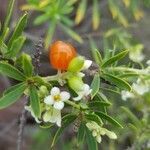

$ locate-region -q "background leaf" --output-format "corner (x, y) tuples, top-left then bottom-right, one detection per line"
(91, 74), (100, 99)
(95, 111), (123, 128)
(102, 50), (128, 68)
(0, 82), (26, 109)
(102, 73), (131, 91)
(8, 13), (28, 48)
(86, 127), (98, 150)
(0, 62), (26, 81)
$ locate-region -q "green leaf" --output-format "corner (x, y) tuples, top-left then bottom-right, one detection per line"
(92, 0), (100, 30)
(22, 53), (33, 77)
(95, 111), (123, 128)
(77, 123), (85, 144)
(51, 114), (77, 148)
(120, 106), (141, 127)
(2, 0), (15, 37)
(94, 92), (109, 102)
(29, 85), (41, 118)
(85, 113), (102, 125)
(5, 36), (26, 58)
(101, 50), (129, 68)
(0, 40), (8, 54)
(34, 14), (49, 25)
(0, 82), (26, 109)
(91, 74), (100, 99)
(88, 101), (111, 109)
(0, 62), (26, 81)
(0, 27), (10, 42)
(45, 20), (56, 49)
(8, 13), (28, 48)
(4, 82), (25, 95)
(102, 73), (131, 91)
(60, 23), (83, 44)
(75, 0), (87, 24)
(86, 127), (98, 150)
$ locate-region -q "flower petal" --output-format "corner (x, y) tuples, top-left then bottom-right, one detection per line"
(50, 87), (60, 96)
(60, 91), (70, 101)
(82, 60), (92, 70)
(96, 135), (102, 143)
(25, 106), (41, 123)
(44, 95), (54, 105)
(105, 129), (117, 139)
(43, 111), (53, 122)
(73, 95), (82, 101)
(54, 101), (64, 110)
(53, 109), (61, 127)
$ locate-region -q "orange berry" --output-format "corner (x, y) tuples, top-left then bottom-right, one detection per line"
(49, 41), (77, 70)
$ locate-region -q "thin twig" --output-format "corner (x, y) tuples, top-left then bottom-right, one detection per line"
(17, 99), (28, 150)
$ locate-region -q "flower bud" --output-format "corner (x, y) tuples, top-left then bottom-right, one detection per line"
(68, 76), (84, 92)
(67, 56), (85, 72)
(38, 86), (48, 98)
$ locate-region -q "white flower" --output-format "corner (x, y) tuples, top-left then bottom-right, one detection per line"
(121, 90), (135, 101)
(25, 106), (41, 123)
(43, 107), (61, 127)
(73, 84), (92, 101)
(86, 121), (117, 143)
(132, 82), (149, 95)
(146, 60), (150, 66)
(44, 87), (70, 110)
(129, 44), (145, 62)
(82, 60), (92, 70)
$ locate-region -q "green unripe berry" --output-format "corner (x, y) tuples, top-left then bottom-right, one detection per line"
(67, 56), (85, 72)
(68, 76), (84, 92)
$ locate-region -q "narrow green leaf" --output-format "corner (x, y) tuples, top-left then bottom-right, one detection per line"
(45, 20), (56, 49)
(5, 36), (26, 58)
(0, 40), (8, 54)
(60, 23), (83, 43)
(86, 127), (98, 150)
(95, 111), (123, 128)
(22, 53), (33, 77)
(34, 14), (49, 25)
(8, 13), (28, 48)
(2, 0), (15, 36)
(0, 62), (26, 81)
(102, 73), (131, 91)
(91, 74), (100, 99)
(92, 0), (100, 30)
(29, 85), (41, 118)
(77, 123), (85, 144)
(85, 113), (102, 125)
(51, 114), (77, 148)
(4, 82), (25, 95)
(118, 73), (139, 78)
(95, 92), (109, 102)
(61, 16), (74, 27)
(88, 101), (111, 109)
(120, 106), (141, 127)
(1, 27), (9, 42)
(102, 50), (129, 68)
(75, 0), (87, 24)
(0, 82), (26, 109)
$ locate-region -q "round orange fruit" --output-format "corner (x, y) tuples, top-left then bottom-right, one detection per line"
(49, 41), (77, 70)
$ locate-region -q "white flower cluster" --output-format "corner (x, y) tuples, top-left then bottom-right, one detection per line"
(25, 59), (93, 127)
(86, 121), (117, 143)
